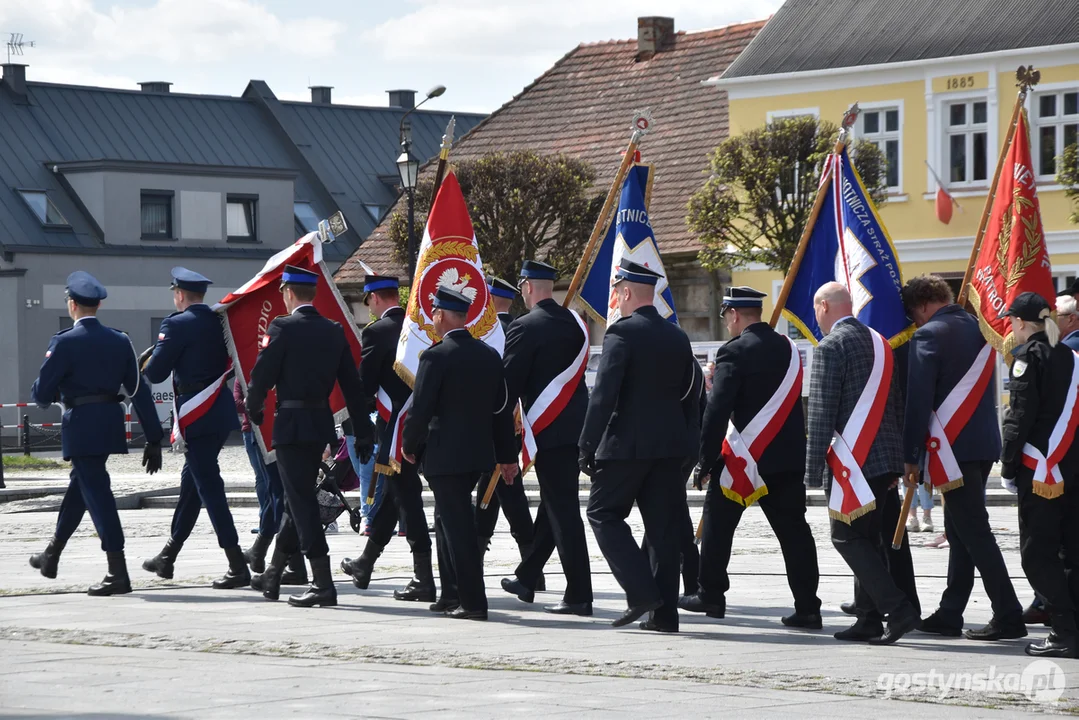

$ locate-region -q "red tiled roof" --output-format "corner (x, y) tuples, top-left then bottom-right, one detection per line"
(336, 19), (766, 288)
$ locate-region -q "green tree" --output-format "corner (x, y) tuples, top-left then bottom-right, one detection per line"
(1058, 141), (1079, 224)
(687, 116), (888, 273)
(388, 151), (602, 281)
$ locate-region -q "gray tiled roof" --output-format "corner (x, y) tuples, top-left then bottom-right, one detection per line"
(719, 0), (1079, 80)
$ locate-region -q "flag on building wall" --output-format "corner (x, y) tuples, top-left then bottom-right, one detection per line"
(781, 147), (913, 347)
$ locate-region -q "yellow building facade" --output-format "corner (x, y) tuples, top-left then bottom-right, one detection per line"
(709, 44), (1079, 326)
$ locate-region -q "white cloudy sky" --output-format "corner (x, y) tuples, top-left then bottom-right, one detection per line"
(0, 0), (780, 112)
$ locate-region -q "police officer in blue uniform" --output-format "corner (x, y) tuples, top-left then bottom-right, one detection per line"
(140, 268), (248, 589)
(28, 272), (164, 595)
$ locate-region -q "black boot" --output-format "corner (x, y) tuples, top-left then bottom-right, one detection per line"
(251, 547), (288, 601)
(288, 556), (337, 608)
(280, 553), (309, 585)
(142, 539), (181, 580)
(394, 551), (436, 602)
(343, 542), (382, 590)
(29, 537), (66, 579)
(244, 533), (272, 574)
(88, 551), (132, 596)
(213, 546), (252, 589)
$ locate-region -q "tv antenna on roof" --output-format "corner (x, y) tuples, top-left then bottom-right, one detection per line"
(7, 33), (35, 64)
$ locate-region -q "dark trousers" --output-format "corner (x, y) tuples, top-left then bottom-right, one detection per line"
(244, 430), (284, 535)
(1018, 466), (1079, 631)
(165, 430), (239, 549)
(475, 469), (535, 546)
(880, 480), (921, 616)
(831, 474), (912, 618)
(515, 445), (593, 604)
(274, 442), (330, 559)
(698, 472), (821, 614)
(935, 460), (1022, 626)
(367, 460), (431, 554)
(587, 457), (682, 627)
(430, 472), (487, 611)
(54, 455), (124, 552)
(678, 490), (700, 596)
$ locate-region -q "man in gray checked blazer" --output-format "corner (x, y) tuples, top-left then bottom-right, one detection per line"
(804, 282), (921, 645)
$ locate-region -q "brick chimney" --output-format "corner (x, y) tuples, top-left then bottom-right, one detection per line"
(310, 86), (332, 105)
(637, 17), (675, 61)
(2, 63), (27, 99)
(387, 89), (416, 110)
(138, 81), (172, 93)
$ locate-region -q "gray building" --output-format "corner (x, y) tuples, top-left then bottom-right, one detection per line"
(0, 64), (483, 423)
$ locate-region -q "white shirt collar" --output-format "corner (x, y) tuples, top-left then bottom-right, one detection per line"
(74, 316), (94, 327)
(444, 327), (469, 338)
(381, 306), (400, 319)
(831, 315), (856, 330)
(292, 304), (314, 315)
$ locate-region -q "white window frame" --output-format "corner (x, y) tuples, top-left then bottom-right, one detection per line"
(854, 100), (904, 194)
(765, 107), (820, 125)
(925, 68), (999, 196)
(1053, 266), (1079, 295)
(1030, 82), (1079, 181)
(942, 94), (991, 188)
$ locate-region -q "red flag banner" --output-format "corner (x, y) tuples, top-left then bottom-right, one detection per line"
(967, 111), (1054, 360)
(215, 233), (362, 461)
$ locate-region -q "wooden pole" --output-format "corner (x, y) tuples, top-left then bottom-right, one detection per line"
(479, 467), (500, 509)
(430, 116), (456, 205)
(891, 472), (918, 550)
(955, 90), (1027, 307)
(694, 513), (704, 545)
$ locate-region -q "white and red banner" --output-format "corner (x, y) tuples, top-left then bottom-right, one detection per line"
(719, 336), (802, 507)
(922, 342), (996, 493)
(1022, 349), (1079, 499)
(215, 232), (363, 461)
(171, 365), (231, 445)
(827, 328), (893, 524)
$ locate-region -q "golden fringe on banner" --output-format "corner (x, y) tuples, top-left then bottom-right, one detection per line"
(374, 463), (396, 477)
(721, 484), (769, 508)
(935, 478), (965, 494)
(1034, 480), (1065, 499)
(968, 288), (1018, 362)
(829, 499), (877, 525)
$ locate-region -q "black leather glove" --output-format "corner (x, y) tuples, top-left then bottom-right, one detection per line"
(578, 449), (596, 477)
(138, 345), (155, 371)
(142, 442), (162, 475)
(250, 410), (264, 427)
(693, 464), (709, 491)
(356, 439), (374, 466)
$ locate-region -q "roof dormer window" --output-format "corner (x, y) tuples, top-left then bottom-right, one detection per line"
(17, 189), (68, 227)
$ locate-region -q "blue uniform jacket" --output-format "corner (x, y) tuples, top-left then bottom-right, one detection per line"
(1063, 330), (1079, 353)
(31, 317), (164, 459)
(143, 304), (239, 439)
(903, 304), (1002, 465)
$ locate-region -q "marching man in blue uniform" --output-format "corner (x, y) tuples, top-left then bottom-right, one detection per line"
(140, 267), (248, 589)
(28, 271), (164, 595)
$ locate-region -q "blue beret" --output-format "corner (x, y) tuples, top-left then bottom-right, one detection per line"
(520, 260), (557, 281)
(281, 264), (319, 286)
(487, 276), (518, 300)
(66, 271), (107, 306)
(613, 259), (663, 287)
(170, 266), (212, 294)
(721, 286), (767, 310)
(432, 286), (472, 313)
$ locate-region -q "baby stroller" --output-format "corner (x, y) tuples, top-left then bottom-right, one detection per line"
(316, 436), (364, 533)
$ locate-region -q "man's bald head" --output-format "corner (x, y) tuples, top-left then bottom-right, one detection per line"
(814, 282), (854, 335)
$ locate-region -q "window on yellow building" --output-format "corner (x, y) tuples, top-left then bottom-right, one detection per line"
(1034, 90), (1079, 178)
(859, 108), (901, 190)
(945, 99), (988, 186)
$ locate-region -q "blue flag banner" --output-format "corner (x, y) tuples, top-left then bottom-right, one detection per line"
(782, 147), (913, 346)
(578, 164), (678, 326)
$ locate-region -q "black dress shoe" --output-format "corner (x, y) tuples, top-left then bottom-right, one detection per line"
(500, 577), (535, 604)
(612, 599), (663, 628)
(781, 612), (823, 630)
(677, 593), (724, 619)
(1026, 633), (1079, 658)
(430, 597), (459, 613)
(445, 607), (487, 620)
(918, 610), (963, 637)
(1022, 603), (1051, 627)
(840, 601), (857, 616)
(639, 619), (678, 633)
(964, 618), (1028, 641)
(834, 618), (883, 641)
(544, 601), (592, 616)
(869, 605), (920, 645)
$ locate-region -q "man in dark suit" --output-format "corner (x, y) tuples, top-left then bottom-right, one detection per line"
(246, 265), (373, 607)
(681, 286), (821, 628)
(340, 274), (434, 602)
(402, 287), (518, 621)
(805, 282), (920, 644)
(902, 275), (1024, 640)
(28, 272), (163, 594)
(499, 261), (593, 615)
(582, 260), (698, 632)
(141, 268), (247, 589)
(474, 276), (537, 571)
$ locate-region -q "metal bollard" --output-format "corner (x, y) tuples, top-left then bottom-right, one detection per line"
(22, 414), (30, 457)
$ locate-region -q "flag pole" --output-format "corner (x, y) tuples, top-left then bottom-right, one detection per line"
(768, 104), (860, 327)
(956, 69), (1037, 307)
(430, 116), (456, 205)
(563, 111), (654, 309)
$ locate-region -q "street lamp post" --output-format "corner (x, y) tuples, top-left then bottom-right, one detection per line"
(396, 84), (446, 282)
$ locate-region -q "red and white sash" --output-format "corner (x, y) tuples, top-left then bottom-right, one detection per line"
(519, 310), (590, 470)
(827, 328), (893, 524)
(718, 336), (802, 507)
(922, 342), (996, 493)
(375, 387), (392, 423)
(1022, 349), (1079, 499)
(386, 393), (413, 473)
(171, 365), (232, 445)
